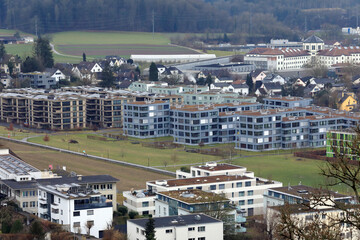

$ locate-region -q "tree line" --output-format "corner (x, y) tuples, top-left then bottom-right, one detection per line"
(0, 0), (360, 41)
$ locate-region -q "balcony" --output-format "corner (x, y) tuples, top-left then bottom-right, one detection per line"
(74, 201), (112, 210)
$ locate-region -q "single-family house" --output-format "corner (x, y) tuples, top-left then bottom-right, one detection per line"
(337, 92), (357, 111)
(250, 69), (267, 83)
(309, 78), (334, 89)
(210, 82), (234, 92)
(255, 82), (282, 96)
(45, 68), (67, 81)
(263, 74), (286, 85)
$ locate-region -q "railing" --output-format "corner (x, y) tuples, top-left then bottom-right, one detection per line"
(74, 202), (112, 210)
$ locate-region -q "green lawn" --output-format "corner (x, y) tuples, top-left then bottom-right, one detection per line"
(49, 31), (171, 45)
(5, 44), (33, 59)
(28, 133), (220, 167)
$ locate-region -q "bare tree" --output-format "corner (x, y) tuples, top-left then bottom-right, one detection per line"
(84, 221), (94, 238)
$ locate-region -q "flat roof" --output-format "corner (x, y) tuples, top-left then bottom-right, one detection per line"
(126, 100), (167, 105)
(0, 153), (39, 176)
(268, 185), (351, 200)
(195, 163), (244, 172)
(148, 175), (251, 187)
(128, 213), (222, 228)
(37, 175), (119, 185)
(158, 189), (229, 204)
(264, 96), (311, 102)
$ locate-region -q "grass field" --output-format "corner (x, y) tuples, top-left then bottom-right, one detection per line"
(0, 140), (169, 194)
(28, 133), (220, 167)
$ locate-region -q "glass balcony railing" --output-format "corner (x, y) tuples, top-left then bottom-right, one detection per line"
(74, 202), (112, 210)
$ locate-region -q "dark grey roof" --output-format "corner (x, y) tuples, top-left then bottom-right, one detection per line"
(303, 35), (324, 44)
(37, 175), (119, 186)
(213, 82), (230, 87)
(250, 69), (265, 78)
(313, 78), (333, 84)
(118, 80), (132, 89)
(232, 84), (249, 89)
(263, 82), (282, 90)
(1, 179), (38, 190)
(128, 214), (221, 228)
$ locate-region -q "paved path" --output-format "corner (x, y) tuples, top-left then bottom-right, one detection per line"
(50, 43), (82, 59)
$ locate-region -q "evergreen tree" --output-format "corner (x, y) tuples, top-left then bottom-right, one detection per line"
(34, 37), (54, 68)
(22, 56), (42, 73)
(246, 74), (253, 93)
(99, 62), (115, 87)
(0, 41), (5, 59)
(7, 61), (14, 75)
(205, 74), (213, 87)
(145, 217), (156, 240)
(30, 221), (44, 239)
(223, 33), (229, 43)
(83, 52), (86, 62)
(149, 62), (158, 82)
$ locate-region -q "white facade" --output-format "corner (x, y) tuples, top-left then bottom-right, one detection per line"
(123, 190), (156, 216)
(38, 185), (113, 238)
(127, 214), (223, 240)
(130, 54), (217, 63)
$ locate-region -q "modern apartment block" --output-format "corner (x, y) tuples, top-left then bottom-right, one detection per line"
(127, 214), (223, 240)
(326, 129), (358, 159)
(263, 185), (352, 211)
(19, 72), (58, 89)
(179, 90), (256, 105)
(123, 100), (170, 138)
(154, 189), (246, 233)
(263, 96), (313, 108)
(235, 107), (360, 151)
(38, 183), (113, 238)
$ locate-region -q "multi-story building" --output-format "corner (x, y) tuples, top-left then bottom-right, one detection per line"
(127, 214), (223, 240)
(123, 189), (157, 216)
(326, 129), (358, 159)
(263, 96), (313, 109)
(266, 203), (359, 240)
(264, 185), (352, 211)
(19, 72), (58, 89)
(38, 183), (113, 238)
(154, 189), (246, 233)
(235, 107), (360, 151)
(179, 90), (256, 105)
(123, 100), (170, 138)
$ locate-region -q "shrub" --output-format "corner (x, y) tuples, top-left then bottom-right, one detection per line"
(128, 211), (138, 219)
(10, 219), (23, 233)
(117, 206), (128, 216)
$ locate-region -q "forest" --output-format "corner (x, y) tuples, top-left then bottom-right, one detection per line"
(1, 0), (360, 41)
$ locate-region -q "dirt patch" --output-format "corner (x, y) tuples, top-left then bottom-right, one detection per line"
(0, 140), (170, 193)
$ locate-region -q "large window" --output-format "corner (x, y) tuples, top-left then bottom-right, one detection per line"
(198, 226), (205, 232)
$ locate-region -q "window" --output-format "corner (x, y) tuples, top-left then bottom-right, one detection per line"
(166, 229), (173, 233)
(136, 227), (139, 233)
(73, 211), (80, 217)
(73, 222), (80, 227)
(248, 199), (254, 205)
(22, 202), (28, 208)
(219, 184), (225, 190)
(239, 200), (245, 205)
(107, 184), (113, 189)
(247, 190), (254, 196)
(245, 181), (251, 187)
(210, 185), (216, 190)
(189, 238), (195, 240)
(198, 237), (205, 240)
(198, 226), (205, 232)
(236, 182), (242, 188)
(239, 191), (245, 197)
(142, 202), (149, 207)
(87, 210), (94, 215)
(30, 201), (36, 207)
(188, 227), (195, 231)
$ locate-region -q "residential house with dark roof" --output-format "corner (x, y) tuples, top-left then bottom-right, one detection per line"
(255, 82), (282, 96)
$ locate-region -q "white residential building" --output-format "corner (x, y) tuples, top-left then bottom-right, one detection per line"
(123, 189), (156, 216)
(38, 183), (113, 238)
(127, 214), (223, 240)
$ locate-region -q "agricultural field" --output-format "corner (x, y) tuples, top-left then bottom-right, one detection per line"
(0, 140), (169, 194)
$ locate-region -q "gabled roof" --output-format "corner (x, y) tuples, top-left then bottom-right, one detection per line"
(303, 35), (324, 44)
(318, 46), (360, 57)
(118, 80), (132, 89)
(312, 78), (333, 85)
(232, 83), (249, 89)
(212, 82), (230, 88)
(250, 69), (266, 78)
(262, 82), (282, 90)
(338, 94), (356, 105)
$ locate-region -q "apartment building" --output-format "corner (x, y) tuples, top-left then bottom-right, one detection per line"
(127, 214), (223, 240)
(318, 46), (360, 67)
(19, 72), (58, 89)
(123, 189), (156, 216)
(266, 204), (359, 240)
(263, 96), (313, 109)
(326, 129), (358, 159)
(38, 183), (113, 238)
(264, 185), (352, 211)
(154, 189), (246, 233)
(123, 100), (170, 138)
(179, 90), (256, 105)
(235, 107), (360, 151)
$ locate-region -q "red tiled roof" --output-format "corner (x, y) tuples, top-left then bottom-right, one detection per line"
(247, 48), (309, 57)
(318, 46), (360, 57)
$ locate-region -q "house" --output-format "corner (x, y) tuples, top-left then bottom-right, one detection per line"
(0, 54), (22, 74)
(105, 56), (125, 67)
(0, 72), (12, 88)
(158, 66), (184, 82)
(309, 78), (334, 89)
(250, 69), (267, 83)
(262, 74), (286, 85)
(72, 62), (103, 81)
(209, 82), (234, 92)
(19, 72), (57, 89)
(45, 68), (67, 81)
(293, 76), (313, 87)
(231, 83), (249, 95)
(214, 77), (233, 83)
(117, 80), (133, 89)
(255, 82), (282, 96)
(337, 92), (357, 111)
(304, 84), (322, 97)
(127, 214), (223, 240)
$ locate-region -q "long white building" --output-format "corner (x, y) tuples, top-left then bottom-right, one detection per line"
(127, 214), (223, 240)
